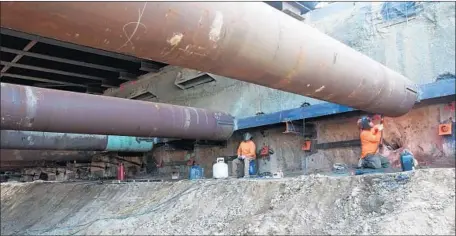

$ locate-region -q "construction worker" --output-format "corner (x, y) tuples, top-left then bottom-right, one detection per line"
(357, 116), (391, 169)
(232, 132), (256, 178)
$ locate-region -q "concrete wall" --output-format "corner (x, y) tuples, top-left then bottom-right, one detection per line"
(149, 125), (307, 178)
(305, 2), (455, 84)
(306, 101), (456, 173)
(147, 100), (455, 178)
(104, 66), (318, 119)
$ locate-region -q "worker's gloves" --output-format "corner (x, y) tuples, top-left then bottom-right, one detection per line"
(375, 124), (384, 131)
(357, 158), (363, 168)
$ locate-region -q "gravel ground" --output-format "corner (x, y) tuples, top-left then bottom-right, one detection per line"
(1, 168), (454, 235)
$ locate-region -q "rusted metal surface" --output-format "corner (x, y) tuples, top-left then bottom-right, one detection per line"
(1, 130), (107, 150)
(1, 83), (234, 140)
(1, 130), (156, 151)
(0, 2), (418, 116)
(0, 149), (96, 162)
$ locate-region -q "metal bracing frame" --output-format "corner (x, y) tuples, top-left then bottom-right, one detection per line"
(118, 72), (137, 81)
(140, 61), (162, 73)
(0, 47), (126, 73)
(0, 61), (116, 88)
(0, 73), (86, 88)
(0, 28), (166, 93)
(0, 40), (36, 77)
(1, 28), (141, 62)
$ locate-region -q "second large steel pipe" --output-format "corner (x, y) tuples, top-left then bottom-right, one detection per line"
(0, 2), (418, 116)
(1, 130), (156, 152)
(0, 83), (234, 140)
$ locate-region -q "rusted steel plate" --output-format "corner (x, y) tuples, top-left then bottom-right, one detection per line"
(0, 2), (418, 116)
(0, 83), (234, 140)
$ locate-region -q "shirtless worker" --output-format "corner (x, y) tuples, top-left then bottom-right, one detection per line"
(232, 132), (256, 178)
(357, 116), (391, 169)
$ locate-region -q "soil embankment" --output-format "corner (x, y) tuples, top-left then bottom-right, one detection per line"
(1, 168), (454, 235)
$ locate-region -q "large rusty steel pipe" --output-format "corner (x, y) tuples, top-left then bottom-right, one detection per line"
(0, 83), (234, 140)
(0, 2), (418, 116)
(1, 130), (156, 152)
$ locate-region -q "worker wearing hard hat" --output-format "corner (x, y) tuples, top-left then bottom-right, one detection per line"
(357, 116), (391, 169)
(232, 132), (256, 178)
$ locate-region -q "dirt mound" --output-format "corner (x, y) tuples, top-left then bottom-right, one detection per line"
(1, 168), (455, 235)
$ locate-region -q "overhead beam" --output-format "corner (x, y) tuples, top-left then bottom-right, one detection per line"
(0, 40), (36, 77)
(0, 73), (86, 87)
(0, 61), (117, 88)
(34, 83), (81, 88)
(0, 46), (127, 73)
(118, 71), (137, 81)
(0, 27), (142, 63)
(0, 2), (418, 116)
(140, 61), (161, 73)
(0, 83), (235, 140)
(85, 86), (104, 94)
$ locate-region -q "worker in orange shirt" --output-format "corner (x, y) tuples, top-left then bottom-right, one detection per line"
(357, 116), (390, 169)
(232, 132), (256, 178)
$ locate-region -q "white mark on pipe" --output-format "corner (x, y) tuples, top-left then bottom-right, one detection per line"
(178, 47), (207, 57)
(203, 110), (209, 124)
(325, 94), (335, 100)
(190, 108), (200, 124)
(27, 136), (35, 145)
(306, 84), (311, 87)
(13, 150), (23, 161)
(183, 108), (191, 130)
(118, 2), (148, 50)
(167, 33), (184, 47)
(24, 86), (37, 127)
(315, 86), (325, 93)
(209, 11), (223, 42)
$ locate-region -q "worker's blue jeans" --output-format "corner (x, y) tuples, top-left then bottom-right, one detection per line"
(232, 157), (252, 177)
(362, 154), (390, 169)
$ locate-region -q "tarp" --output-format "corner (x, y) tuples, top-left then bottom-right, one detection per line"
(381, 2), (422, 21)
